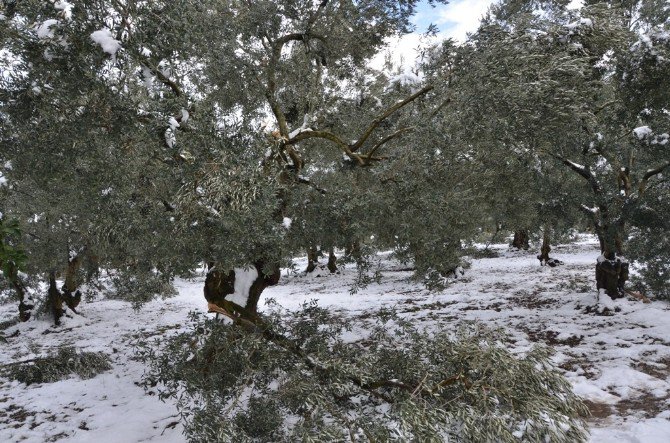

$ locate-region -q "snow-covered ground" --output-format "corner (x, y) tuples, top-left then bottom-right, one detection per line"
(1, 235), (669, 442)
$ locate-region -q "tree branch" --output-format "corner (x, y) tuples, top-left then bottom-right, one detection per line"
(267, 32), (326, 137)
(287, 130), (364, 165)
(364, 126), (414, 160)
(639, 160), (670, 196)
(351, 85), (433, 153)
(142, 63), (182, 97)
(547, 152), (601, 194)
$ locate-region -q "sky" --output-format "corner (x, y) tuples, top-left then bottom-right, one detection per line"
(411, 0), (497, 39)
(372, 0), (497, 71)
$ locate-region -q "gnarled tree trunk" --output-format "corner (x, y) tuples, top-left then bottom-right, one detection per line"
(327, 248), (337, 273)
(306, 246), (318, 273)
(511, 229), (529, 250)
(15, 277), (32, 322)
(62, 255), (82, 313)
(595, 224), (628, 299)
(205, 261), (281, 316)
(3, 260), (32, 322)
(48, 271), (64, 326)
(537, 226), (562, 267)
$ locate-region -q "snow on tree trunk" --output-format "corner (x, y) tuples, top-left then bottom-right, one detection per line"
(62, 255), (82, 313)
(204, 261), (280, 314)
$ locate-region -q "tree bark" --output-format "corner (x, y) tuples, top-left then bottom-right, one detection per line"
(327, 248), (337, 273)
(539, 228), (551, 264)
(345, 241), (361, 260)
(246, 261), (281, 313)
(595, 256), (629, 299)
(14, 278), (32, 322)
(511, 230), (529, 250)
(595, 225), (628, 299)
(3, 260), (32, 322)
(204, 261), (281, 315)
(61, 256), (82, 313)
(47, 271), (64, 326)
(306, 246), (318, 273)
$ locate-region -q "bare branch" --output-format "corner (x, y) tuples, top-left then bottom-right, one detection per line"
(639, 160), (670, 196)
(547, 152), (601, 194)
(141, 63), (182, 97)
(266, 32), (326, 137)
(364, 127), (414, 160)
(287, 130), (364, 165)
(351, 85), (433, 153)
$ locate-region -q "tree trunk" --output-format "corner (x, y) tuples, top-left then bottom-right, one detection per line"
(595, 255), (629, 299)
(345, 241), (361, 260)
(47, 271), (64, 326)
(4, 260), (32, 322)
(538, 227), (562, 267)
(539, 228), (551, 264)
(327, 248), (337, 273)
(306, 246), (318, 273)
(511, 230), (529, 250)
(14, 278), (32, 322)
(62, 256), (82, 313)
(595, 225), (628, 299)
(205, 261), (281, 316)
(84, 249), (100, 282)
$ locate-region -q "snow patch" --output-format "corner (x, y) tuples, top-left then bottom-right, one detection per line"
(141, 66), (154, 88)
(225, 267), (259, 308)
(90, 29), (121, 56)
(598, 290), (616, 310)
(566, 18), (593, 30)
(36, 20), (59, 39)
(54, 1), (73, 20)
(388, 71), (422, 87)
(633, 126), (652, 140)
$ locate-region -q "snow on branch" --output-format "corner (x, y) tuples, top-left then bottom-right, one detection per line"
(90, 29), (121, 56)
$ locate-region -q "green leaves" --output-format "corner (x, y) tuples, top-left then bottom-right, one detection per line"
(139, 307), (589, 442)
(0, 218), (27, 280)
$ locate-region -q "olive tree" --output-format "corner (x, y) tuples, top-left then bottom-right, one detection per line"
(430, 0), (670, 298)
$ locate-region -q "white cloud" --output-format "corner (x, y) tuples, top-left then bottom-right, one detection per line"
(370, 33), (440, 71)
(434, 0), (496, 42)
(371, 0), (495, 72)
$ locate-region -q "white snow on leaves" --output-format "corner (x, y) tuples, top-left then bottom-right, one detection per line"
(36, 19), (60, 39)
(90, 29), (121, 56)
(164, 117), (180, 148)
(633, 126), (653, 140)
(388, 71), (422, 87)
(54, 1), (74, 20)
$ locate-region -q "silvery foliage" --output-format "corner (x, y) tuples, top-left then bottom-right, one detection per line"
(3, 346), (111, 385)
(139, 303), (588, 442)
(2, 0), (475, 305)
(427, 0), (669, 276)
